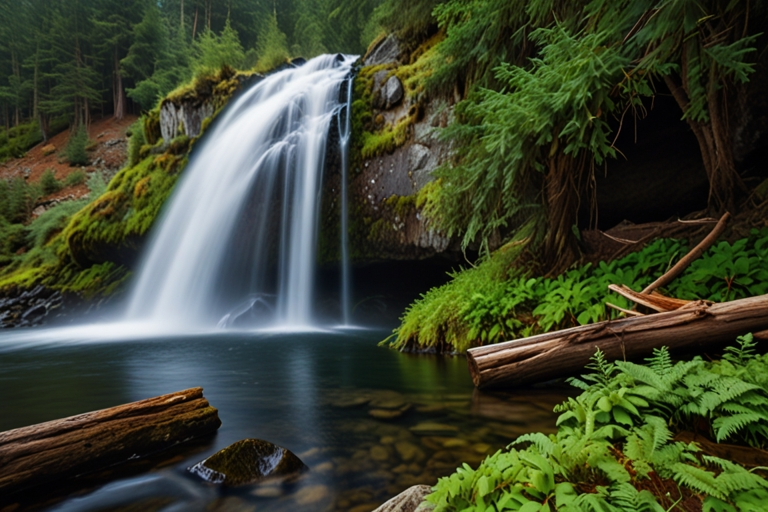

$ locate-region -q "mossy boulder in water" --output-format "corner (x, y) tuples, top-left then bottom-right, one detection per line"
(188, 439), (307, 486)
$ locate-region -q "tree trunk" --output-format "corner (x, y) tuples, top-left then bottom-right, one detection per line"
(192, 6), (199, 39)
(0, 388), (220, 496)
(466, 294), (768, 389)
(541, 151), (584, 274)
(113, 46), (125, 121)
(663, 71), (744, 214)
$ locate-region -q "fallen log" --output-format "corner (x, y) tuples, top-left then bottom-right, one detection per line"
(0, 387), (221, 496)
(467, 294), (768, 389)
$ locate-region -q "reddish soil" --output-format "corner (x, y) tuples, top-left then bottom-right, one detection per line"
(0, 115), (136, 206)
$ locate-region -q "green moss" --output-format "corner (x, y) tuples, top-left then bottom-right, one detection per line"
(360, 116), (413, 159)
(143, 109), (161, 146)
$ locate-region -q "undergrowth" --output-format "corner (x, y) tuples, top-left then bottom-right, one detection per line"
(428, 335), (768, 511)
(387, 229), (768, 353)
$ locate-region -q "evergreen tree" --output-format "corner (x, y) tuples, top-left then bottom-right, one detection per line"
(65, 124), (89, 165)
(193, 18), (245, 73)
(122, 3), (171, 110)
(255, 10), (290, 71)
(91, 0), (145, 119)
(38, 0), (102, 129)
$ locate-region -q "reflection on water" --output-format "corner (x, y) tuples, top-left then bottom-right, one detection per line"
(0, 328), (571, 511)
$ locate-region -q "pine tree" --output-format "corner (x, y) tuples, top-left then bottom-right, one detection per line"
(91, 0), (145, 120)
(122, 3), (171, 110)
(38, 0), (102, 129)
(193, 18), (245, 73)
(255, 10), (290, 71)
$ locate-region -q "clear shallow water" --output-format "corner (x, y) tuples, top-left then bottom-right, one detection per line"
(0, 327), (568, 511)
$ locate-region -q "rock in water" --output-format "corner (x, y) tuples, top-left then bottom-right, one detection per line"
(372, 485), (434, 512)
(188, 439), (307, 486)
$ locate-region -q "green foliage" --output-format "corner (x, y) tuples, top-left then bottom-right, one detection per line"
(424, 0), (765, 264)
(428, 340), (768, 511)
(63, 170), (86, 188)
(0, 176), (40, 224)
(0, 119), (50, 162)
(389, 229), (768, 353)
(254, 11), (290, 72)
(127, 118), (146, 168)
(65, 125), (89, 166)
(39, 169), (61, 195)
(193, 20), (245, 73)
(365, 0), (442, 49)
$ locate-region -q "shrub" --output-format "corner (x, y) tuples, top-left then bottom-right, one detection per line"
(65, 125), (90, 166)
(0, 177), (40, 223)
(63, 170), (87, 188)
(40, 169), (62, 195)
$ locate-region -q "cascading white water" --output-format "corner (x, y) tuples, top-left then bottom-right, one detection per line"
(126, 54), (356, 329)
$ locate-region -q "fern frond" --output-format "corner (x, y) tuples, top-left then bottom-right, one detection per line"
(713, 413), (768, 443)
(608, 482), (665, 511)
(723, 333), (757, 365)
(514, 432), (556, 455)
(646, 346), (673, 374)
(671, 463), (727, 500)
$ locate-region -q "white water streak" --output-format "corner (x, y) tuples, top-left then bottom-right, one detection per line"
(126, 55), (356, 329)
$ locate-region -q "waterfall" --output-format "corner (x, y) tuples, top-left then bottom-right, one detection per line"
(126, 54), (356, 329)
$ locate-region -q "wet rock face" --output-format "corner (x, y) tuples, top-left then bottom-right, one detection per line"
(188, 439), (307, 487)
(352, 95), (456, 261)
(159, 101), (215, 142)
(365, 35), (402, 67)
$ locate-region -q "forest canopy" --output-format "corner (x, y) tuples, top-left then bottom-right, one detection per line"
(0, 0), (391, 138)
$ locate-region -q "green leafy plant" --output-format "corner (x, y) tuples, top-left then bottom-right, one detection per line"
(427, 338), (768, 511)
(388, 230), (768, 354)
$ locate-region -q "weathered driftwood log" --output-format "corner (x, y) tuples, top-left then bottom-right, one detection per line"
(467, 294), (768, 389)
(0, 387), (221, 496)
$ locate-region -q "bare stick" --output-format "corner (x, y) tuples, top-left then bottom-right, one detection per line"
(606, 302), (645, 316)
(641, 212), (730, 294)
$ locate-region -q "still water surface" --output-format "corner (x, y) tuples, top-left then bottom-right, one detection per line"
(0, 327), (567, 511)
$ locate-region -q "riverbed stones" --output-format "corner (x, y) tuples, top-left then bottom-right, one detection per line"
(369, 404), (411, 420)
(294, 484), (332, 506)
(395, 441), (425, 463)
(188, 439), (307, 486)
(409, 422), (459, 437)
(372, 484), (434, 512)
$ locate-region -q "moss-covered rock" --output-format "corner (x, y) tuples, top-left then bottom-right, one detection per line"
(188, 439), (307, 486)
(348, 33), (459, 262)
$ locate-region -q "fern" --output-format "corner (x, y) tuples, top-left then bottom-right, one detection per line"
(724, 333), (757, 365)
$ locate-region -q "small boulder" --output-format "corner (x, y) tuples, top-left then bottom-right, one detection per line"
(383, 76), (404, 109)
(41, 144), (56, 156)
(372, 484), (434, 512)
(188, 439), (307, 486)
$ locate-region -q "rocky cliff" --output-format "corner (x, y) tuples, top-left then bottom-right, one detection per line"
(346, 34), (459, 262)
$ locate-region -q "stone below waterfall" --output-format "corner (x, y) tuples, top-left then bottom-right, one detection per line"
(188, 439), (307, 486)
